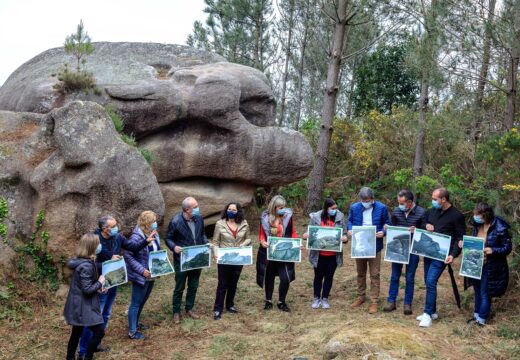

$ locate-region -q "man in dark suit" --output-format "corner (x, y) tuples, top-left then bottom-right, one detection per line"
(165, 197), (208, 324)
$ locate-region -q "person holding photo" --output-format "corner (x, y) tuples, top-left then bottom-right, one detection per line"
(383, 190), (426, 315)
(347, 187), (390, 314)
(418, 188), (465, 328)
(77, 215), (126, 358)
(64, 233), (106, 360)
(211, 202), (251, 320)
(165, 197), (209, 324)
(256, 195), (298, 312)
(124, 210), (161, 340)
(302, 198), (347, 309)
(467, 202), (512, 326)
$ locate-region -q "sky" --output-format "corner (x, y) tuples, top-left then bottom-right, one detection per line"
(0, 0), (207, 86)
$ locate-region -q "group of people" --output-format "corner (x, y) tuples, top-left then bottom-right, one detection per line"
(63, 188), (512, 360)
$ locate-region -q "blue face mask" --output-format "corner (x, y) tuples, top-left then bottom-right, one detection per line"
(109, 226), (119, 237)
(95, 243), (102, 255)
(192, 207), (200, 216)
(328, 209), (337, 217)
(227, 210), (237, 219)
(151, 222), (158, 230)
(277, 208), (286, 216)
(362, 201), (373, 209)
(473, 215), (484, 224)
(431, 200), (441, 209)
(398, 204), (408, 212)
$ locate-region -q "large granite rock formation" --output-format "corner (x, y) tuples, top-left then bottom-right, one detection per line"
(0, 42), (313, 249)
(0, 101), (164, 277)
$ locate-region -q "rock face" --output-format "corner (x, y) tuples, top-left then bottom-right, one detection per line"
(0, 42), (314, 232)
(0, 101), (164, 276)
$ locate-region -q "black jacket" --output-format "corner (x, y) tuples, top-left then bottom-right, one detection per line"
(390, 205), (426, 229)
(165, 212), (208, 263)
(471, 216), (512, 297)
(425, 206), (466, 258)
(63, 258), (103, 327)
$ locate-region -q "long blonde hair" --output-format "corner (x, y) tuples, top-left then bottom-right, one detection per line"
(267, 195), (287, 225)
(138, 210), (156, 235)
(75, 233), (99, 260)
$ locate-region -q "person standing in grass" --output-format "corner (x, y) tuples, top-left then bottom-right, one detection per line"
(383, 190), (426, 315)
(256, 195), (298, 312)
(347, 187), (390, 314)
(302, 198), (348, 309)
(64, 233), (106, 360)
(467, 202), (512, 326)
(124, 210), (161, 340)
(211, 202), (251, 320)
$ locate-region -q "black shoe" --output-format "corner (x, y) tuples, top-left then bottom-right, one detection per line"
(264, 301), (273, 310)
(466, 318), (476, 324)
(214, 311), (222, 320)
(77, 356), (85, 360)
(277, 302), (290, 312)
(95, 345), (111, 353)
(226, 306), (238, 313)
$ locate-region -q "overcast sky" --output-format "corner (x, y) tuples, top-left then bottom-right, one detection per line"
(0, 0), (207, 86)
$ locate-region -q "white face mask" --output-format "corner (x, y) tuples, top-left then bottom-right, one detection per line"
(361, 201), (373, 209)
(95, 243), (102, 255)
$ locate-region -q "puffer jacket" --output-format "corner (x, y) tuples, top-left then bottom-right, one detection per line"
(211, 219), (251, 250)
(63, 258), (103, 326)
(471, 216), (512, 297)
(308, 210), (345, 268)
(123, 226), (161, 287)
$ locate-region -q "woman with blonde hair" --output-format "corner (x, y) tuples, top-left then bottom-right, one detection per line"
(124, 210), (160, 340)
(63, 233), (106, 360)
(256, 195), (298, 312)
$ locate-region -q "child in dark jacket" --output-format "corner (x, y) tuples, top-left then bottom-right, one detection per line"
(63, 233), (106, 360)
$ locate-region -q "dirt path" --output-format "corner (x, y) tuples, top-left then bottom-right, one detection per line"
(1, 219), (518, 360)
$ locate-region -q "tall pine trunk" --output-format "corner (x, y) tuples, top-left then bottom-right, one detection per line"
(305, 0), (351, 212)
(413, 74), (429, 178)
(278, 0), (295, 126)
(504, 1), (520, 130)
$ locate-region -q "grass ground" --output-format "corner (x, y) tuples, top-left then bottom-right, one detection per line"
(1, 214), (519, 360)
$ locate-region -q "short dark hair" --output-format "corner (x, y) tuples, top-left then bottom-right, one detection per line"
(98, 215), (114, 230)
(321, 198), (337, 222)
(398, 189), (414, 202)
(220, 202), (245, 224)
(474, 202), (494, 223)
(435, 187), (450, 202)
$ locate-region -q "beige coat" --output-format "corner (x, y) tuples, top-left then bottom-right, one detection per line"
(211, 219), (251, 253)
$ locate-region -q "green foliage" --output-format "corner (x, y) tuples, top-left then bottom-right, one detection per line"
(352, 42), (419, 116)
(106, 105), (124, 133)
(53, 64), (96, 94)
(64, 19), (94, 72)
(0, 197), (8, 243)
(497, 324), (520, 340)
(20, 210), (59, 291)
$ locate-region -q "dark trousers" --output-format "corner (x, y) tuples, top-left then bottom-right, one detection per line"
(66, 324), (104, 360)
(173, 261), (202, 313)
(473, 263), (490, 320)
(387, 254), (420, 305)
(214, 264), (243, 312)
(313, 255), (337, 299)
(265, 261), (290, 303)
(128, 281), (154, 334)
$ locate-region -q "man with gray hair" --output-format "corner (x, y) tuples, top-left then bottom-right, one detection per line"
(165, 197), (208, 324)
(347, 187), (390, 314)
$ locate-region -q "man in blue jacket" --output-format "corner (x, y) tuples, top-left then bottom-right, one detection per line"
(166, 197), (208, 324)
(347, 187), (390, 314)
(78, 215), (125, 359)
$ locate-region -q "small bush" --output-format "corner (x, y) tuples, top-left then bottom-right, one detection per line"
(53, 64), (96, 94)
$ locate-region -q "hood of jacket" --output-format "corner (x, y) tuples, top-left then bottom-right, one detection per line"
(67, 257), (91, 270)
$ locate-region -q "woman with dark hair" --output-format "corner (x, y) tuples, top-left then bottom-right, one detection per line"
(211, 202), (251, 320)
(468, 202), (512, 326)
(303, 198), (348, 309)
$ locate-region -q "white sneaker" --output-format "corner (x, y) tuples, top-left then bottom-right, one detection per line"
(321, 298), (330, 309)
(416, 313), (438, 321)
(311, 298), (321, 309)
(419, 313), (432, 327)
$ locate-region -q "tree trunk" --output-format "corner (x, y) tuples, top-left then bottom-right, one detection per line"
(504, 0), (520, 130)
(278, 0), (295, 127)
(293, 0), (313, 131)
(472, 0), (496, 139)
(305, 0), (351, 213)
(413, 73), (429, 179)
(346, 67), (356, 119)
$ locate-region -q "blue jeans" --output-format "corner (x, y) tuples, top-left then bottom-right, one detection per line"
(473, 263), (490, 321)
(78, 286), (118, 355)
(387, 254), (420, 305)
(423, 257), (446, 315)
(128, 281), (154, 335)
